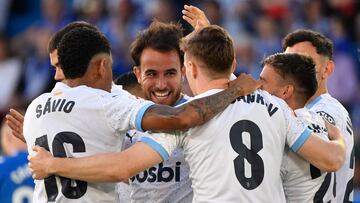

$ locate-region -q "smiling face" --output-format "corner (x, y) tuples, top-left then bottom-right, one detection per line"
(134, 48), (184, 106)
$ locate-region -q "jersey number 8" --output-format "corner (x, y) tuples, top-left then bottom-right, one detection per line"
(230, 120), (264, 190)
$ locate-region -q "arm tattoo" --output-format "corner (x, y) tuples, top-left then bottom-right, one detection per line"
(182, 84), (241, 123)
(146, 84), (241, 129)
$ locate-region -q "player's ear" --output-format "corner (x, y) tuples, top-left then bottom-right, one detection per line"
(133, 66), (141, 84)
(231, 58), (236, 74)
(180, 65), (186, 79)
(282, 84), (294, 100)
(97, 58), (107, 79)
(323, 60), (334, 79)
(188, 61), (197, 79)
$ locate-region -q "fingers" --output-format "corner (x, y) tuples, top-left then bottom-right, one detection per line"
(5, 114), (22, 131)
(184, 5), (203, 16)
(6, 109), (26, 143)
(182, 15), (195, 27)
(323, 119), (331, 128)
(9, 109), (24, 122)
(5, 117), (26, 143)
(182, 9), (197, 21)
(32, 145), (40, 152)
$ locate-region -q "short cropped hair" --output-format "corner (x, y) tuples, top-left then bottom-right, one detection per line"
(57, 27), (111, 79)
(282, 29), (333, 60)
(180, 25), (234, 74)
(130, 20), (184, 67)
(114, 71), (138, 87)
(262, 52), (318, 102)
(48, 21), (98, 53)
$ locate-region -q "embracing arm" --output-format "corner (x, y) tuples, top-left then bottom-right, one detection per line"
(141, 74), (262, 132)
(297, 121), (346, 172)
(29, 143), (162, 182)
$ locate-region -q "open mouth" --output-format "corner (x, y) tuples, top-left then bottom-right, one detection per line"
(153, 91), (171, 100)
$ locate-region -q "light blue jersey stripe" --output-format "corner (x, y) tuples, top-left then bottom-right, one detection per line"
(306, 95), (322, 109)
(175, 97), (188, 106)
(135, 103), (154, 132)
(291, 128), (312, 152)
(140, 137), (170, 160)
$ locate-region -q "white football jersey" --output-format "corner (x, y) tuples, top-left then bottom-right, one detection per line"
(281, 108), (330, 203)
(117, 182), (131, 203)
(121, 96), (193, 203)
(307, 93), (354, 202)
(124, 130), (193, 203)
(141, 89), (312, 203)
(23, 82), (153, 203)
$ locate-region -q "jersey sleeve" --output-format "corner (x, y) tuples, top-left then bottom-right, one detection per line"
(278, 101), (312, 152)
(101, 89), (154, 134)
(139, 132), (182, 161)
(294, 108), (329, 141)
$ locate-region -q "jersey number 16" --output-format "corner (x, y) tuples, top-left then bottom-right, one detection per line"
(35, 132), (87, 201)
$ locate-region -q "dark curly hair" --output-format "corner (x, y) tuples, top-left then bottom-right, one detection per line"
(262, 53), (318, 103)
(282, 29), (333, 60)
(130, 20), (184, 67)
(57, 27), (111, 79)
(48, 21), (98, 53)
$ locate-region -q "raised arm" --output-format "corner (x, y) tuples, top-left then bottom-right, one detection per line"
(297, 121), (346, 171)
(29, 142), (163, 182)
(141, 74), (263, 132)
(5, 109), (26, 143)
(182, 5), (210, 30)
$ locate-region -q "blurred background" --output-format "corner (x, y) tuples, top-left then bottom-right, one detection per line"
(0, 0), (359, 200)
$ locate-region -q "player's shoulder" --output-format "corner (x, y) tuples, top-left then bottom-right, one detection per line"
(309, 94), (347, 112)
(26, 91), (53, 112)
(308, 93), (349, 125)
(294, 108), (323, 123)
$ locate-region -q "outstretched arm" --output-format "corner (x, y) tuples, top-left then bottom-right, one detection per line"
(141, 74), (263, 132)
(5, 109), (26, 143)
(29, 142), (162, 182)
(297, 121), (346, 172)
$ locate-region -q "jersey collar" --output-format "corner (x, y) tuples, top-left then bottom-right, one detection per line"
(306, 93), (328, 109)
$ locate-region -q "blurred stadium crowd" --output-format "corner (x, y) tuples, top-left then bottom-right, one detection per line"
(0, 0), (359, 196)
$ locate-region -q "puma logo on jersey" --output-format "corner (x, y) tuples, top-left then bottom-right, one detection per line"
(36, 98), (75, 118)
(130, 162), (181, 183)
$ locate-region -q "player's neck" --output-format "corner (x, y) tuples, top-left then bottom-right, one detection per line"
(288, 99), (305, 110)
(307, 82), (328, 104)
(173, 93), (184, 106)
(64, 78), (109, 92)
(194, 78), (229, 95)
